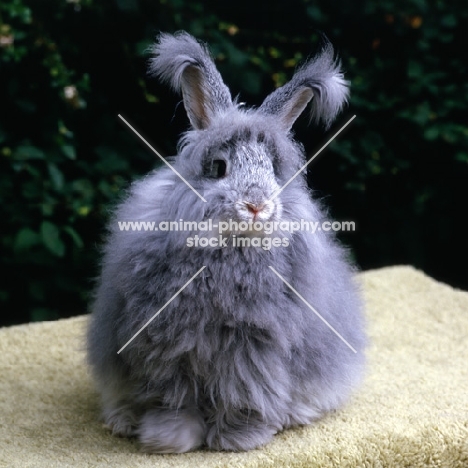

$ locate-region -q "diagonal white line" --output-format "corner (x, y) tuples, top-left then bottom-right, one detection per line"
(117, 266), (206, 354)
(267, 114), (356, 202)
(268, 266), (357, 353)
(118, 114), (207, 203)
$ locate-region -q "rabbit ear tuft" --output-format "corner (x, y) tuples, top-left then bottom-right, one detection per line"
(259, 39), (349, 130)
(149, 32), (233, 129)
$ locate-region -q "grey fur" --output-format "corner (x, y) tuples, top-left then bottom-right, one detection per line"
(87, 32), (365, 453)
(149, 32), (233, 129)
(260, 41), (349, 129)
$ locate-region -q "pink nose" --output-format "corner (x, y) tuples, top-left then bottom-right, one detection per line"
(246, 203), (264, 215)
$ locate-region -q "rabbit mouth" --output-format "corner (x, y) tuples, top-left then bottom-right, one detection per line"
(235, 199), (278, 223)
(202, 199), (282, 237)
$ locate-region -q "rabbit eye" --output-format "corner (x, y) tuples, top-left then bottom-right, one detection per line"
(204, 159), (227, 179)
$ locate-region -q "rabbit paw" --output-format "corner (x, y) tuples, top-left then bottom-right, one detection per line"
(206, 419), (277, 451)
(102, 405), (138, 437)
(137, 408), (206, 453)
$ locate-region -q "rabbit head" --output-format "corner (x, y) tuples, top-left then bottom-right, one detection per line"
(149, 32), (349, 234)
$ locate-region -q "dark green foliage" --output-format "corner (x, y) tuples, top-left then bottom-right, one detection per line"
(1, 0), (467, 325)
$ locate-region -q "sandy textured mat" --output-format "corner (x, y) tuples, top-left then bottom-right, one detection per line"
(1, 266), (467, 467)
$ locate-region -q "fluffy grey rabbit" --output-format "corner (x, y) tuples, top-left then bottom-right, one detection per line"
(87, 31), (366, 453)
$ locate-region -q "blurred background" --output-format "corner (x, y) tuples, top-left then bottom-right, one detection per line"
(1, 0), (467, 326)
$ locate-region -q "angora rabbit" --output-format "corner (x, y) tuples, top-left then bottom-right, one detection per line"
(87, 31), (365, 453)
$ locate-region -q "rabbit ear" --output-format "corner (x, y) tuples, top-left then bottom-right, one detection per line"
(259, 39), (349, 131)
(149, 32), (233, 130)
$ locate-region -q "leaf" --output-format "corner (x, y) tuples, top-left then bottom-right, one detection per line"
(95, 146), (129, 173)
(63, 226), (84, 249)
(136, 40), (152, 56)
(40, 221), (65, 257)
(243, 71), (262, 95)
(407, 61), (423, 79)
(455, 152), (468, 163)
(424, 127), (439, 141)
(47, 163), (64, 190)
(61, 145), (76, 160)
(441, 14), (457, 28)
(42, 203), (55, 216)
(13, 144), (45, 160)
(306, 5), (325, 22)
(14, 228), (40, 252)
(413, 102), (431, 126)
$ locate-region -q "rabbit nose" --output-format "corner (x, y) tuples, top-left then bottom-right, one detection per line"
(245, 202), (265, 214)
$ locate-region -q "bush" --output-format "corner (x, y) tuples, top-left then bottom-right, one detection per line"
(1, 0), (467, 325)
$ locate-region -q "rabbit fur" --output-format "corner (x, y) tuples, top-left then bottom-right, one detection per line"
(87, 31), (366, 453)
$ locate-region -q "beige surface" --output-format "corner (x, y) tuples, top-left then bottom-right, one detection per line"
(1, 266), (467, 467)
